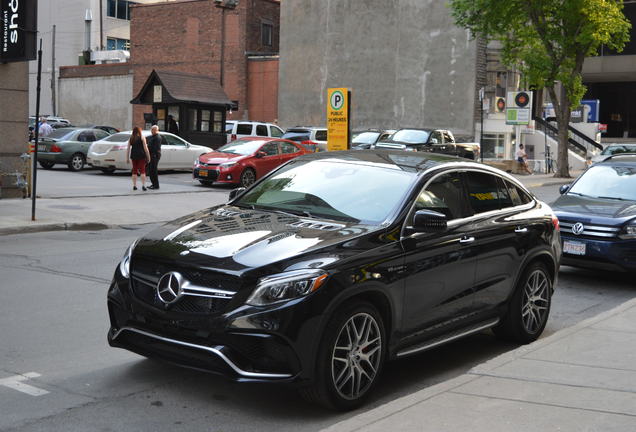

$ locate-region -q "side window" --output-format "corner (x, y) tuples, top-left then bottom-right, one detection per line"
(414, 172), (467, 220)
(430, 131), (443, 144)
(78, 131), (96, 142)
(236, 123), (253, 135)
(225, 122), (235, 133)
(160, 135), (168, 145)
(270, 126), (283, 137)
(280, 142), (299, 154)
(163, 135), (187, 146)
(95, 130), (110, 140)
(496, 177), (514, 209)
(466, 172), (501, 214)
(260, 142), (279, 156)
(443, 131), (454, 143)
(256, 125), (268, 136)
(504, 179), (533, 206)
(314, 130), (327, 141)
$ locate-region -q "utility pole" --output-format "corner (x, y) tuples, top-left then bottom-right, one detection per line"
(51, 25), (56, 116)
(99, 0), (104, 49)
(32, 39), (43, 221)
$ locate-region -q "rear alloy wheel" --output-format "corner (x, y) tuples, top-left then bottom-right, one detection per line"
(39, 161), (55, 169)
(240, 168), (256, 188)
(68, 153), (85, 172)
(494, 262), (552, 344)
(300, 302), (385, 410)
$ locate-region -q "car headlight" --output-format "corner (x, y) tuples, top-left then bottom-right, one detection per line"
(246, 269), (329, 306)
(118, 239), (138, 279)
(619, 222), (636, 240)
(220, 161), (238, 169)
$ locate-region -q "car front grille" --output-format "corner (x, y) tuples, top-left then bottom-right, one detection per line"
(559, 221), (620, 239)
(131, 277), (231, 314)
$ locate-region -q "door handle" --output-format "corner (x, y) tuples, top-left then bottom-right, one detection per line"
(515, 227), (528, 233)
(459, 236), (475, 244)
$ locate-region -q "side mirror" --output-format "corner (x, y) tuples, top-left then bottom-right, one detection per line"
(229, 187), (246, 200)
(559, 184), (570, 195)
(412, 210), (447, 233)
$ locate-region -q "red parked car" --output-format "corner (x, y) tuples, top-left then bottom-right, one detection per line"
(194, 137), (313, 187)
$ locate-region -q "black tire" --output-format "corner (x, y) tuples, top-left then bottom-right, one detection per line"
(299, 302), (385, 410)
(240, 168), (256, 188)
(39, 161), (55, 169)
(199, 180), (213, 186)
(493, 262), (552, 344)
(68, 153), (85, 172)
(100, 167), (116, 174)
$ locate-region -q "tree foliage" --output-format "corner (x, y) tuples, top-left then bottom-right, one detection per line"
(449, 0), (630, 177)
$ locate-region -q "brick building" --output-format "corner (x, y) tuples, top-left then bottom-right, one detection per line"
(130, 0), (280, 130)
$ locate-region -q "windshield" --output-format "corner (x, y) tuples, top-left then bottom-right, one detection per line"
(390, 129), (430, 144)
(352, 132), (381, 144)
(104, 132), (131, 142)
(46, 128), (76, 140)
(235, 159), (415, 224)
(569, 164), (636, 201)
(601, 145), (636, 155)
(217, 139), (265, 155)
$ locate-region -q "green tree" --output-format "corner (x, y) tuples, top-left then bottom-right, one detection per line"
(450, 0), (630, 177)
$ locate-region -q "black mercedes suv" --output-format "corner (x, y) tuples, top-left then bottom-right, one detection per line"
(107, 150), (560, 410)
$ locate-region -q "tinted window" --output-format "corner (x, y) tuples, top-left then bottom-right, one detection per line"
(225, 122), (235, 132)
(280, 142), (299, 154)
(415, 172), (467, 220)
(270, 126), (284, 137)
(443, 131), (454, 143)
(236, 123), (253, 135)
(78, 131), (96, 142)
(256, 125), (268, 136)
(281, 132), (310, 142)
(504, 179), (532, 206)
(261, 142), (279, 156)
(315, 130), (327, 141)
(430, 131), (443, 143)
(466, 171), (501, 214)
(95, 130), (110, 140)
(496, 177), (514, 208)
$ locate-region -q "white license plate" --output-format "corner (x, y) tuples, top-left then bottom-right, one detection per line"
(563, 240), (586, 255)
(199, 170), (208, 177)
(38, 145), (46, 152)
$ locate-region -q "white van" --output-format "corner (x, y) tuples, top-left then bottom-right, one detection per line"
(225, 121), (285, 143)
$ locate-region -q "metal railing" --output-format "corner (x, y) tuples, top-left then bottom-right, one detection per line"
(534, 117), (602, 158)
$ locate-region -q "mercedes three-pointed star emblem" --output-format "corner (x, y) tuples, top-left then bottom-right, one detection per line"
(156, 272), (183, 305)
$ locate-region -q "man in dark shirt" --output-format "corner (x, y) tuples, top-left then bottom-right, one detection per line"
(147, 125), (162, 189)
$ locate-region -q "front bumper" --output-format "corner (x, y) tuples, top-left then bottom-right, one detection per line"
(560, 234), (636, 272)
(107, 271), (324, 383)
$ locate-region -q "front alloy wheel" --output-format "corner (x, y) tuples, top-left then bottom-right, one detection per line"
(240, 168), (256, 188)
(300, 302), (385, 410)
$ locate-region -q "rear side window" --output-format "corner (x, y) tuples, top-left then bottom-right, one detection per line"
(104, 133), (131, 142)
(270, 126), (283, 137)
(314, 130), (327, 141)
(415, 172), (467, 220)
(465, 171), (501, 214)
(280, 142), (299, 154)
(78, 131), (97, 142)
(256, 125), (268, 136)
(504, 179), (533, 206)
(225, 123), (235, 133)
(496, 177), (514, 208)
(281, 132), (310, 142)
(236, 123), (253, 135)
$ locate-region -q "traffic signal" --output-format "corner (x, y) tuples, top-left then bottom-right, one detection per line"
(495, 97), (506, 112)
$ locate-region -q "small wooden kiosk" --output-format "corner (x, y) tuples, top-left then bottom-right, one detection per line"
(131, 70), (232, 148)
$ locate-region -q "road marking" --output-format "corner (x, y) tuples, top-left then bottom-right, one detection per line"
(0, 372), (49, 396)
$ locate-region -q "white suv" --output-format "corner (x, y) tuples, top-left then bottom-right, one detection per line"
(225, 121), (285, 143)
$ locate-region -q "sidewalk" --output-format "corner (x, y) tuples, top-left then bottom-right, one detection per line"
(323, 297), (636, 432)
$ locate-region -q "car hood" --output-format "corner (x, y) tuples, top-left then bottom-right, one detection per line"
(552, 194), (636, 225)
(200, 152), (249, 164)
(134, 205), (384, 276)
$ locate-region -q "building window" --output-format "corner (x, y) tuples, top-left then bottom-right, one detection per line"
(107, 0), (137, 21)
(261, 22), (273, 47)
(482, 133), (506, 159)
(106, 37), (130, 51)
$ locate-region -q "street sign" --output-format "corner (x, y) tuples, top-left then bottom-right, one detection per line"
(506, 108), (530, 125)
(1, 0), (37, 63)
(327, 88), (350, 151)
(599, 123), (608, 133)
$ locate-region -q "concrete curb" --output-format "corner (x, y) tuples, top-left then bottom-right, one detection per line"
(320, 296), (636, 432)
(0, 221), (167, 236)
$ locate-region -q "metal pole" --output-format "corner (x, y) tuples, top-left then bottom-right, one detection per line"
(51, 25), (56, 116)
(99, 0), (104, 50)
(480, 88), (484, 163)
(32, 39), (43, 221)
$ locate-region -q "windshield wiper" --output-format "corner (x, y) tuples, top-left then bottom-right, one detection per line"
(597, 196), (626, 201)
(567, 191), (592, 198)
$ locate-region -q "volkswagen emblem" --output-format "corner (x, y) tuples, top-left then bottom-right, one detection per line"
(156, 272), (184, 304)
(571, 222), (585, 235)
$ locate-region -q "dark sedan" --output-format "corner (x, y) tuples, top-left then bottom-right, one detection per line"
(108, 150), (560, 410)
(552, 154), (636, 272)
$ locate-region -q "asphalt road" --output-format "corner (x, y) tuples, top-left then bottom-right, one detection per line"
(1, 182), (633, 431)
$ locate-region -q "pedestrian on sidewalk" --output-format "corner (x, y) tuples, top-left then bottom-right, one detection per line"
(38, 117), (53, 138)
(167, 115), (180, 136)
(516, 143), (533, 175)
(126, 126), (151, 191)
(146, 125), (162, 190)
